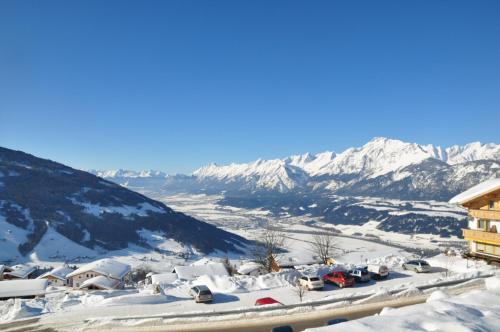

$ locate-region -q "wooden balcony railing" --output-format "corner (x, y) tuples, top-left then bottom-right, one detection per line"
(463, 228), (500, 245)
(469, 209), (500, 220)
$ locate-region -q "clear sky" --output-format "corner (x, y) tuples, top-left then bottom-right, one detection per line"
(1, 0), (499, 174)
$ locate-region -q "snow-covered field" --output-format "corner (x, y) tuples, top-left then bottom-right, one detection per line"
(158, 193), (466, 252)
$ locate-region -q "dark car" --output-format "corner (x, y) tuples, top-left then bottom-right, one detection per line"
(271, 325), (294, 332)
(327, 318), (348, 325)
(348, 268), (371, 282)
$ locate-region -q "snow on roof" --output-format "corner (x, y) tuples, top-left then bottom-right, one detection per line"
(174, 262), (228, 280)
(449, 178), (500, 205)
(191, 257), (217, 266)
(0, 279), (47, 298)
(3, 265), (36, 279)
(237, 262), (262, 275)
(66, 259), (131, 280)
(151, 273), (178, 285)
(37, 266), (74, 281)
(79, 276), (120, 290)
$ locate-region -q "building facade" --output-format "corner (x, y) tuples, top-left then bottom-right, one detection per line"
(450, 179), (500, 261)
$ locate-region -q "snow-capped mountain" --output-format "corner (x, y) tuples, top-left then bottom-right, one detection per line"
(90, 169), (168, 179)
(0, 147), (249, 263)
(193, 159), (309, 192)
(95, 137), (500, 200)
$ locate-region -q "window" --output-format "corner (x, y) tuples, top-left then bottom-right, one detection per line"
(478, 219), (489, 230)
(477, 243), (485, 252)
(489, 201), (495, 209)
(485, 244), (495, 255)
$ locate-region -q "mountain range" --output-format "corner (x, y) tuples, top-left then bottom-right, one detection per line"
(92, 138), (499, 239)
(0, 147), (249, 263)
(93, 137), (500, 201)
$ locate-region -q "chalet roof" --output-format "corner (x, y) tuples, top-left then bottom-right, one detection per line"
(3, 265), (36, 279)
(79, 275), (120, 290)
(66, 259), (131, 280)
(0, 279), (47, 298)
(37, 266), (74, 281)
(449, 179), (500, 205)
(174, 262), (228, 280)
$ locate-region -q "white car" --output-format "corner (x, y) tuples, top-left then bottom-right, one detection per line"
(299, 275), (324, 290)
(403, 260), (431, 273)
(366, 264), (389, 279)
(189, 285), (213, 303)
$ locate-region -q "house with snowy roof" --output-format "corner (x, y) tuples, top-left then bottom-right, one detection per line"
(450, 178), (500, 262)
(66, 259), (131, 289)
(2, 265), (36, 280)
(173, 262), (228, 280)
(0, 279), (48, 300)
(37, 265), (74, 286)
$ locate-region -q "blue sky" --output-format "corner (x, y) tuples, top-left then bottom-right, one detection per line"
(1, 0), (499, 173)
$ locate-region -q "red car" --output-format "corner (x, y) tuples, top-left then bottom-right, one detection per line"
(255, 297), (283, 306)
(323, 271), (355, 288)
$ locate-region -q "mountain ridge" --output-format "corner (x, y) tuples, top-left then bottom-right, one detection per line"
(92, 137), (500, 199)
(0, 147), (249, 262)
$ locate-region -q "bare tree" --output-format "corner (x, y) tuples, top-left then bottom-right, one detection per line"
(310, 233), (335, 265)
(252, 225), (287, 273)
(293, 281), (307, 302)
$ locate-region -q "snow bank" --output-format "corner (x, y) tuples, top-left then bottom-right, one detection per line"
(306, 288), (500, 332)
(98, 293), (170, 306)
(427, 253), (495, 274)
(0, 299), (44, 323)
(485, 276), (500, 291)
(191, 270), (301, 294)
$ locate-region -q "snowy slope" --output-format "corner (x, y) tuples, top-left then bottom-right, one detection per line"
(0, 147), (250, 264)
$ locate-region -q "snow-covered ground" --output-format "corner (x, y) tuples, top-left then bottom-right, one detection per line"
(0, 253), (496, 329)
(305, 276), (500, 332)
(157, 193), (466, 252)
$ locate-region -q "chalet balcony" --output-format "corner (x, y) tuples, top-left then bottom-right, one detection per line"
(469, 209), (500, 220)
(463, 228), (500, 246)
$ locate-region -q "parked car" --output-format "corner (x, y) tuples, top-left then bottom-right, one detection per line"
(402, 260), (431, 273)
(271, 325), (294, 332)
(255, 297), (283, 306)
(189, 285), (213, 303)
(322, 271), (355, 288)
(326, 318), (348, 325)
(348, 268), (371, 282)
(299, 275), (324, 290)
(366, 264), (389, 279)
